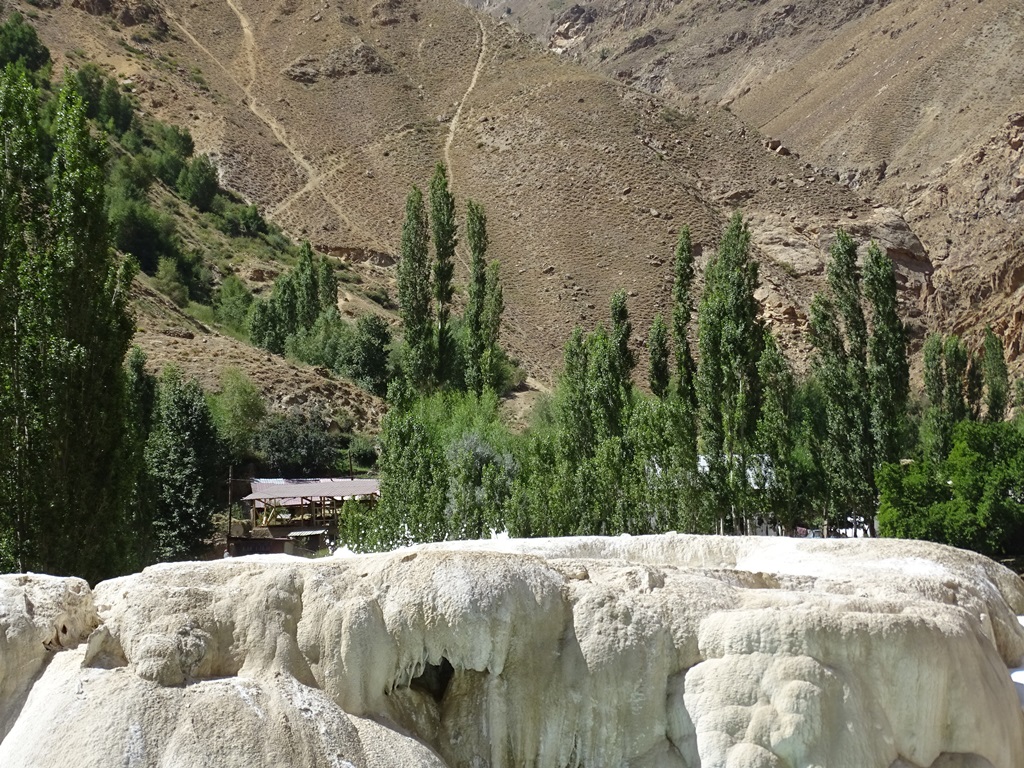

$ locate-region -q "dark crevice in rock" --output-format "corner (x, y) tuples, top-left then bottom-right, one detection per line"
(410, 657), (454, 703)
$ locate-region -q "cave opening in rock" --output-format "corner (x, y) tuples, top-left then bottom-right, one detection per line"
(410, 657), (454, 703)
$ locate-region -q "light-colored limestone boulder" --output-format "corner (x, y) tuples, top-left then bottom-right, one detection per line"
(1, 535), (1022, 768)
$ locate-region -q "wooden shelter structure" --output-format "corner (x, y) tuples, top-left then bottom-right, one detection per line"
(241, 477), (380, 531)
(228, 477), (379, 557)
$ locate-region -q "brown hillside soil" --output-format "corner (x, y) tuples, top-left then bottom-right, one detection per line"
(469, 0), (1024, 372)
(133, 278), (384, 428)
(24, 0), (944, 387)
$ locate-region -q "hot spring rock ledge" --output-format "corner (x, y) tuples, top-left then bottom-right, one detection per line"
(1, 534), (1023, 767)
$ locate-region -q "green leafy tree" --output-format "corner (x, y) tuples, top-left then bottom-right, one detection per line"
(154, 256), (188, 306)
(147, 122), (194, 187)
(921, 333), (951, 463)
(123, 347), (157, 569)
(347, 313), (392, 397)
(982, 326), (1008, 422)
(0, 13), (50, 72)
(624, 394), (703, 534)
(107, 189), (178, 273)
(609, 289), (635, 383)
(943, 336), (970, 423)
(921, 333), (980, 463)
(372, 383), (448, 548)
(556, 327), (595, 465)
(176, 153), (218, 212)
(248, 297), (287, 355)
(397, 185), (433, 388)
(0, 72), (138, 581)
(879, 420), (1024, 557)
(464, 199), (488, 393)
(209, 368), (267, 464)
(98, 78), (133, 135)
(430, 163), (457, 385)
(248, 243), (337, 355)
(696, 213), (763, 533)
(214, 274), (254, 333)
(293, 243), (324, 331)
(145, 368), (223, 562)
(285, 307), (353, 369)
(316, 253), (338, 315)
(647, 314), (670, 399)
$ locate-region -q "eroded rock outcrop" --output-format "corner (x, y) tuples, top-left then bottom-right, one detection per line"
(1, 535), (1022, 767)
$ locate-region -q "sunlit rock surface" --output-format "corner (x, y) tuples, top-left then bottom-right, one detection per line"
(1, 534), (1023, 767)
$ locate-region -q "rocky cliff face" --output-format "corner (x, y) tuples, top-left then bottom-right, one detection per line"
(2, 535), (1023, 767)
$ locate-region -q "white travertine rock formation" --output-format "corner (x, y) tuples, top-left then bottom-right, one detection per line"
(1, 534), (1023, 768)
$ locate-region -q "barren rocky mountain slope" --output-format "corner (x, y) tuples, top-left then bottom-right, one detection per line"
(469, 0), (1024, 367)
(18, 0), (1017, 386)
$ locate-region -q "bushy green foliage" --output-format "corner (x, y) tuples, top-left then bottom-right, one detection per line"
(177, 153), (218, 212)
(208, 368), (266, 463)
(256, 410), (340, 477)
(154, 256), (189, 306)
(107, 190), (178, 272)
(348, 313), (393, 396)
(285, 308), (353, 368)
(214, 196), (267, 237)
(879, 420), (1024, 557)
(368, 386), (513, 550)
(68, 64), (134, 136)
(146, 121), (194, 186)
(214, 274), (254, 333)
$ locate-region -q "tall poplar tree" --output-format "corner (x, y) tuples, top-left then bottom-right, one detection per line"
(809, 231), (873, 533)
(809, 232), (908, 536)
(465, 199), (488, 393)
(921, 333), (950, 463)
(754, 330), (797, 533)
(0, 72), (137, 580)
(864, 242), (908, 469)
(397, 185), (433, 389)
(982, 326), (1009, 422)
(609, 289), (635, 385)
(696, 213), (763, 533)
(430, 164), (457, 385)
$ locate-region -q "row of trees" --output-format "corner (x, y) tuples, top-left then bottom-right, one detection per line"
(399, 164), (508, 394)
(362, 211), (1022, 557)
